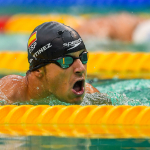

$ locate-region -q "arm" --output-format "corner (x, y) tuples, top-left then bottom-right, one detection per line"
(85, 82), (100, 94)
(0, 75), (26, 103)
(85, 82), (112, 105)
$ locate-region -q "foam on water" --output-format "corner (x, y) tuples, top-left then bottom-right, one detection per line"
(96, 79), (150, 106)
(10, 92), (111, 106)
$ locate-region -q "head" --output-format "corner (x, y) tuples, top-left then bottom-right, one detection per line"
(27, 21), (88, 104)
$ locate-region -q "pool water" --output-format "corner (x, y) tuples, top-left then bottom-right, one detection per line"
(94, 79), (150, 106)
(1, 136), (150, 150)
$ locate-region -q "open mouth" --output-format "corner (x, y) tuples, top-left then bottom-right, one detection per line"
(72, 80), (85, 95)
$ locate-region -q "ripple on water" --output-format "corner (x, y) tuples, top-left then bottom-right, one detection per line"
(96, 79), (150, 106)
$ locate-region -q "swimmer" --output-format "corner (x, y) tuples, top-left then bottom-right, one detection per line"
(0, 21), (99, 104)
(76, 13), (144, 42)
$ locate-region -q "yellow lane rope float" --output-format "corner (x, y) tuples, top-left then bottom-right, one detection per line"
(1, 105), (149, 125)
(3, 14), (84, 34)
(0, 51), (28, 74)
(0, 105), (150, 138)
(1, 51), (150, 79)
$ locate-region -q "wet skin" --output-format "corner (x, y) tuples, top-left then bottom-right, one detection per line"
(0, 50), (99, 104)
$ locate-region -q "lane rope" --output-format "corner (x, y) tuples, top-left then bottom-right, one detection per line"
(1, 51), (150, 79)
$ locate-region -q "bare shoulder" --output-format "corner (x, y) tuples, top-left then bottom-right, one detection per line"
(0, 75), (24, 85)
(0, 75), (27, 102)
(1, 75), (23, 81)
(85, 82), (100, 94)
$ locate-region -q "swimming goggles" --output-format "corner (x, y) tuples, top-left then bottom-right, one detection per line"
(49, 51), (88, 69)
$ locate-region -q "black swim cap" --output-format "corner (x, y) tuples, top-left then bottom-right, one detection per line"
(27, 21), (86, 71)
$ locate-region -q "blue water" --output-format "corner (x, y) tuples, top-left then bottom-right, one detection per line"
(94, 79), (150, 106)
(1, 135), (150, 150)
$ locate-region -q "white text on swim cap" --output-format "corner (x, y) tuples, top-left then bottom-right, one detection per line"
(28, 42), (37, 54)
(29, 59), (33, 63)
(63, 38), (82, 50)
(33, 43), (52, 58)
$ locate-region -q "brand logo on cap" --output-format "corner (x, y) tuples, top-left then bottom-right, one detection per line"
(63, 38), (82, 50)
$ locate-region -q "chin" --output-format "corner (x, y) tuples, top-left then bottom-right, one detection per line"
(60, 92), (84, 104)
(70, 95), (84, 104)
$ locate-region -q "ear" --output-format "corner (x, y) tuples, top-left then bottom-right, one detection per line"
(33, 67), (45, 78)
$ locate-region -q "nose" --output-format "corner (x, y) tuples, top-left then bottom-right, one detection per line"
(73, 59), (86, 76)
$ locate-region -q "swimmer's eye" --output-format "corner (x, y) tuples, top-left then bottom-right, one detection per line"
(57, 57), (73, 68)
(80, 51), (89, 64)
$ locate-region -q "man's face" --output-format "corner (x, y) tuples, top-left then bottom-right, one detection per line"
(44, 49), (87, 104)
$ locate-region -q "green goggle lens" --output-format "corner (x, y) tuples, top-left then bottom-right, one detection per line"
(56, 52), (88, 69)
(81, 52), (88, 64)
(56, 57), (73, 68)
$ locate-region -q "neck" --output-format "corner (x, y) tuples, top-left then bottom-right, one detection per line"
(25, 73), (51, 101)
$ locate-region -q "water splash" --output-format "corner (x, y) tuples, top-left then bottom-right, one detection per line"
(95, 79), (150, 106)
(81, 92), (112, 105)
(12, 95), (71, 106)
(11, 93), (111, 106)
